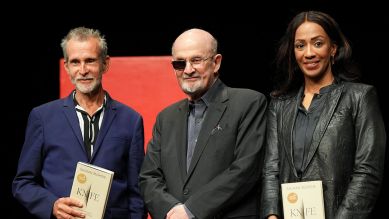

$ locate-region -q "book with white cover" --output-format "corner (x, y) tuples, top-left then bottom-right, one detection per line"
(70, 162), (114, 219)
(281, 180), (325, 219)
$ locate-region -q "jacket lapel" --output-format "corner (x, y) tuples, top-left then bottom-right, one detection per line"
(185, 83), (227, 182)
(177, 100), (190, 181)
(91, 95), (117, 162)
(281, 95), (300, 177)
(62, 93), (85, 153)
(302, 83), (344, 172)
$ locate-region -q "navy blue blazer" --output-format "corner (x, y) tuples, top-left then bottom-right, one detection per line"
(12, 91), (145, 219)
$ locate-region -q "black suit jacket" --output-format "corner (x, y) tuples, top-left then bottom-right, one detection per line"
(140, 80), (267, 219)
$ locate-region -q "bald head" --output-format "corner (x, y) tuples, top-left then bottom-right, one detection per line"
(172, 28), (218, 56)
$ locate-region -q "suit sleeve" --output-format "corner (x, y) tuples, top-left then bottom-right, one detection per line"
(335, 87), (386, 218)
(185, 92), (267, 218)
(12, 108), (58, 219)
(128, 115), (147, 219)
(139, 114), (181, 219)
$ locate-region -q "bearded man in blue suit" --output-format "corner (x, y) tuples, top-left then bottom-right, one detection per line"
(12, 27), (145, 219)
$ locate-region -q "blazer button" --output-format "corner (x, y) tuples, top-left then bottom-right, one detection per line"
(183, 189), (189, 195)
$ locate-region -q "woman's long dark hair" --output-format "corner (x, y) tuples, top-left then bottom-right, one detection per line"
(272, 11), (360, 97)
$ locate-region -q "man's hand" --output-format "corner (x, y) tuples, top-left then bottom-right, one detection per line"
(53, 197), (85, 219)
(166, 204), (189, 219)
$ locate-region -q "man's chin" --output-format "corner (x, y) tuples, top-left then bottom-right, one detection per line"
(182, 83), (200, 92)
(76, 86), (95, 95)
(183, 87), (197, 94)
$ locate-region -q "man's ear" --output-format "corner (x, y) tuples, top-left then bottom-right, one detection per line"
(64, 60), (70, 75)
(103, 56), (110, 73)
(213, 54), (222, 73)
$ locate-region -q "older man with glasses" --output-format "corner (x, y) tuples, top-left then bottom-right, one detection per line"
(140, 28), (268, 219)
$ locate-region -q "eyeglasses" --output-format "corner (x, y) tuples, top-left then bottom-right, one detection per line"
(171, 56), (214, 71)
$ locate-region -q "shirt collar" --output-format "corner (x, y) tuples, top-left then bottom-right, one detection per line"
(72, 90), (107, 112)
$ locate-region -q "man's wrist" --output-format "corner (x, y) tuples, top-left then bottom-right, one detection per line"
(183, 204), (195, 219)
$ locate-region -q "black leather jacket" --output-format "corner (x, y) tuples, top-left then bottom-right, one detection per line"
(261, 81), (386, 219)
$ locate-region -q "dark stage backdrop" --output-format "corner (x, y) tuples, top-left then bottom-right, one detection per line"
(3, 2), (388, 218)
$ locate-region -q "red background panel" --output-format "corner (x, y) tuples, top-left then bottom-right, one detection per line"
(60, 56), (186, 149)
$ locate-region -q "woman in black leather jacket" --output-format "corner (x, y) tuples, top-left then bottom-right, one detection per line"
(261, 11), (386, 219)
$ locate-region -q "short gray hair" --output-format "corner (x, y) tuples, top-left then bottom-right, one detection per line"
(61, 27), (108, 62)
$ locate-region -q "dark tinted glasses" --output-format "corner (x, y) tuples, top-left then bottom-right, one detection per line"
(171, 56), (214, 71)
